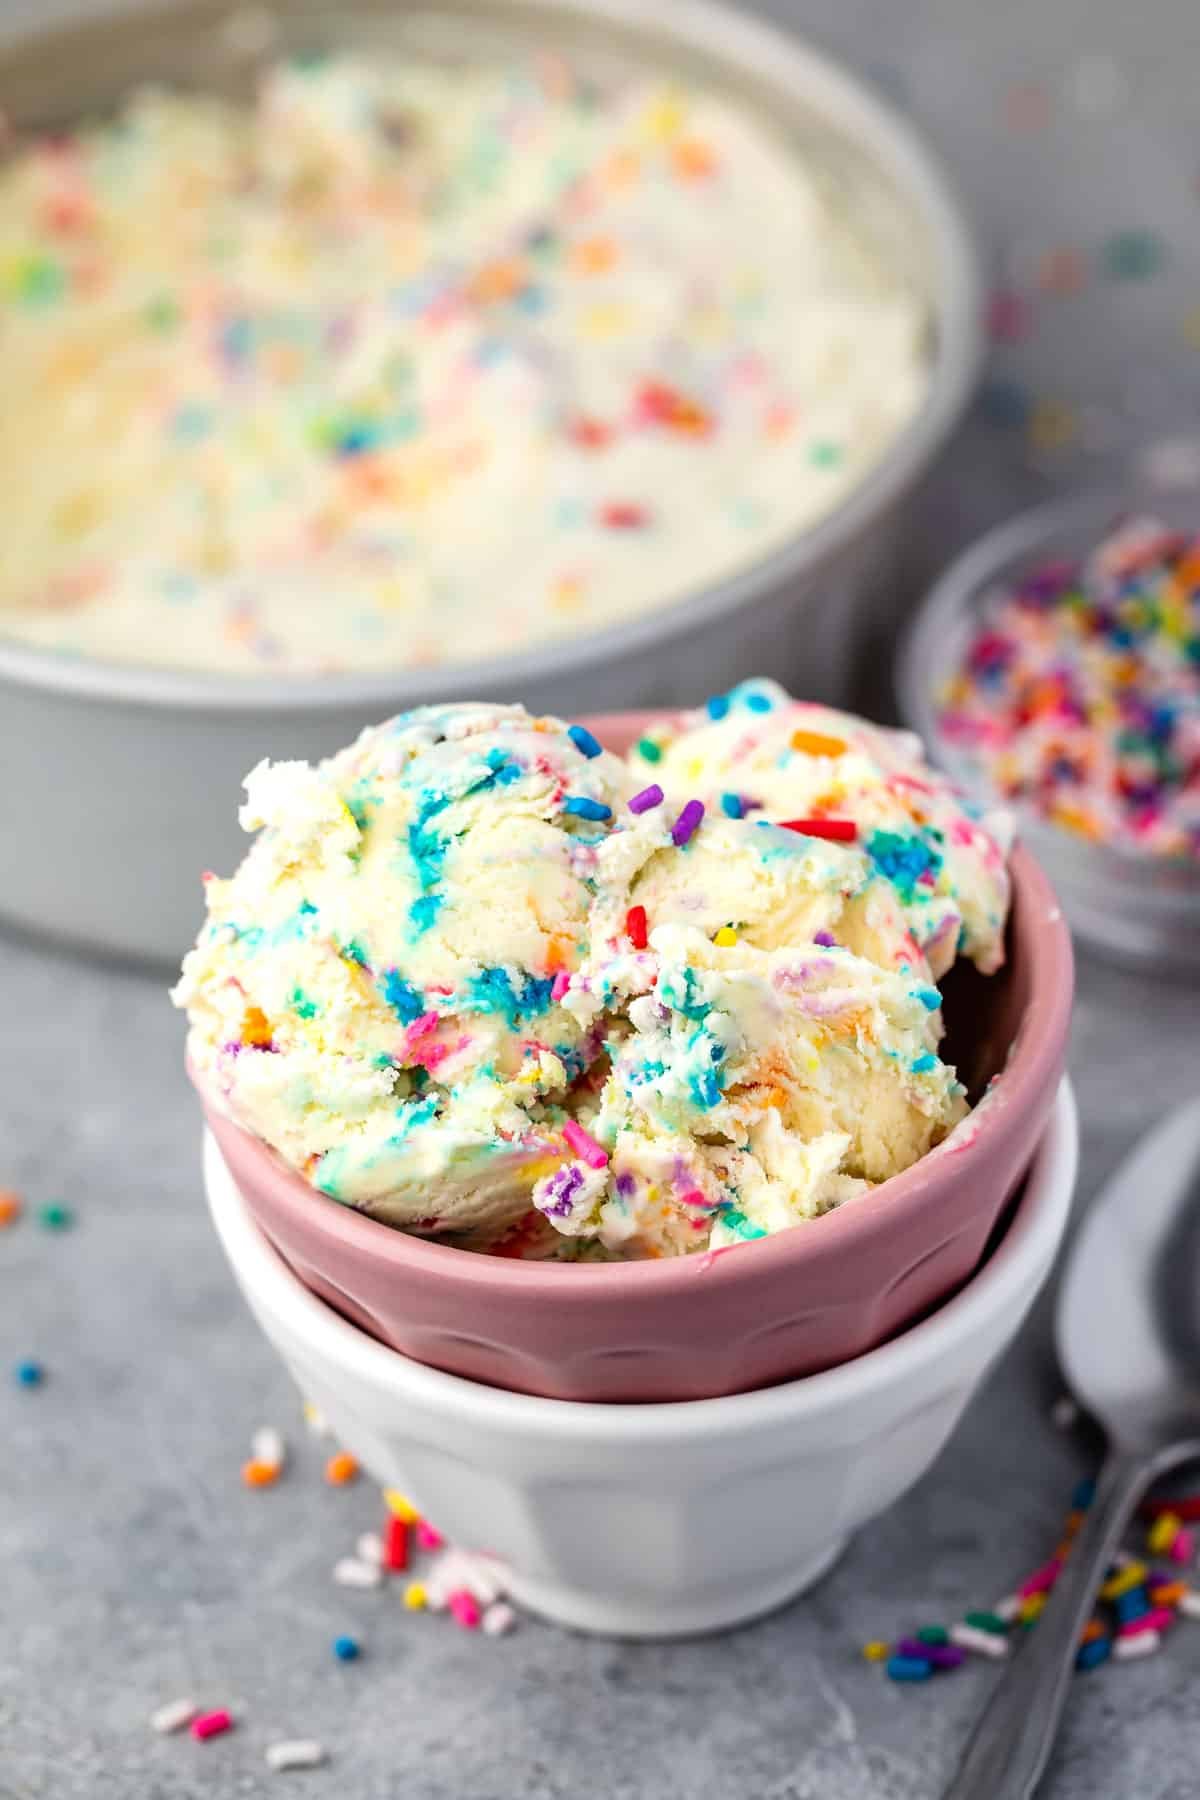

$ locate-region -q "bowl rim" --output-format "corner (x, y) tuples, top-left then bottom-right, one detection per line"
(206, 1078), (1077, 1437)
(192, 818), (1075, 1300)
(897, 483), (1200, 880)
(0, 0), (982, 713)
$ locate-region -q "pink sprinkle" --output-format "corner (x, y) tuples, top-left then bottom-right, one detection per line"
(1119, 1608), (1175, 1637)
(551, 972), (571, 1002)
(1017, 1558), (1062, 1598)
(628, 784), (664, 815)
(987, 287), (1032, 344)
(191, 1710), (234, 1742)
(670, 799), (705, 847)
(563, 1119), (608, 1169)
(1170, 1529), (1195, 1564)
(407, 1011), (439, 1039)
(448, 1589), (482, 1630)
(680, 1188), (710, 1208)
(416, 1520), (444, 1552)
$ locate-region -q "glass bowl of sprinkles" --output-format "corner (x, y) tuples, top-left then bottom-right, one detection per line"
(899, 489), (1200, 973)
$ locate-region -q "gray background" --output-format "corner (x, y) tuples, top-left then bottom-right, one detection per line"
(4, 2), (1200, 1795)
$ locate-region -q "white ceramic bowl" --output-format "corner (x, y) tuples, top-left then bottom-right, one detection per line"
(205, 1081), (1077, 1638)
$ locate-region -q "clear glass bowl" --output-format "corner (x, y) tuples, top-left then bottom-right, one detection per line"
(898, 488), (1200, 975)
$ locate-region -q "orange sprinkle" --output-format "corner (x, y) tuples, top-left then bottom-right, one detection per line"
(1150, 1581), (1187, 1607)
(467, 259), (525, 305)
(1079, 1618), (1106, 1645)
(0, 1189), (22, 1227)
(241, 1459), (280, 1489)
(671, 139), (717, 180)
(789, 728), (848, 758)
(325, 1451), (360, 1486)
(544, 935), (574, 973)
(602, 148), (641, 188)
(570, 236), (618, 275)
(241, 1005), (273, 1048)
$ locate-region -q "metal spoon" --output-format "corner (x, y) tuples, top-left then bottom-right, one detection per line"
(943, 1095), (1200, 1800)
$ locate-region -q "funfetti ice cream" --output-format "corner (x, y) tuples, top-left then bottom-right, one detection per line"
(174, 703), (631, 1243)
(633, 679), (1014, 977)
(177, 696), (1009, 1260)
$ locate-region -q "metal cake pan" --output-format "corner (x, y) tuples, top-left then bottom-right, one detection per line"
(0, 0), (983, 963)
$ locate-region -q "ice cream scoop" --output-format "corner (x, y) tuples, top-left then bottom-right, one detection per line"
(635, 678), (1013, 976)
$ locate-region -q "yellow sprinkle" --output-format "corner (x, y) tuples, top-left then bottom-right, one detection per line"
(1019, 1594), (1046, 1624)
(579, 303), (630, 341)
(1100, 1562), (1148, 1601)
(1027, 398), (1077, 455)
(713, 927), (738, 947)
(1182, 305), (1200, 350)
(403, 1582), (428, 1611)
(861, 1640), (890, 1662)
(644, 92), (686, 142)
(1147, 1514), (1182, 1555)
(384, 1490), (421, 1523)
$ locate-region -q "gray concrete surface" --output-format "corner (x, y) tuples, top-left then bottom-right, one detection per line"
(6, 1), (1200, 1795)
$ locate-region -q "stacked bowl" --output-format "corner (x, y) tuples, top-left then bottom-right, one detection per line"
(201, 711), (1076, 1636)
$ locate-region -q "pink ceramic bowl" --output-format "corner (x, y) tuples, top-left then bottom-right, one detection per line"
(196, 712), (1074, 1404)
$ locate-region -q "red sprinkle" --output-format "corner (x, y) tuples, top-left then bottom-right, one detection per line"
(625, 904), (648, 949)
(384, 1515), (409, 1573)
(191, 1710), (234, 1742)
(598, 502), (650, 529)
(569, 416), (613, 450)
(779, 817), (858, 842)
(1141, 1497), (1200, 1522)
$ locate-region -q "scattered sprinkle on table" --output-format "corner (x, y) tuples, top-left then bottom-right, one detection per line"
(332, 1635), (361, 1662)
(0, 1188), (23, 1226)
(190, 1709), (234, 1742)
(38, 1202), (73, 1230)
(150, 1698), (198, 1735)
(266, 1740), (327, 1773)
(14, 1359), (44, 1387)
(324, 1451), (359, 1486)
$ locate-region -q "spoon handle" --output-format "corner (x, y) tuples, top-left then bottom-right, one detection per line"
(941, 1446), (1153, 1800)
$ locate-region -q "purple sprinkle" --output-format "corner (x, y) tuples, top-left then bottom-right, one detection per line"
(897, 1638), (965, 1671)
(670, 799), (705, 848)
(813, 930), (837, 948)
(628, 784), (664, 815)
(538, 1165), (585, 1219)
(615, 1171), (636, 1198)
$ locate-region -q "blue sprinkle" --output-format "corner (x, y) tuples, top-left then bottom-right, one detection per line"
(1076, 1636), (1112, 1671)
(1116, 1587), (1151, 1625)
(333, 1635), (360, 1662)
(744, 692), (773, 713)
(912, 988), (942, 1012)
(720, 792), (744, 819)
(886, 1656), (933, 1683)
(911, 1053), (938, 1074)
(567, 724), (603, 760)
(563, 796), (612, 822)
(380, 970), (425, 1025)
(14, 1359), (44, 1387)
(706, 693), (730, 720)
(1073, 1478), (1096, 1511)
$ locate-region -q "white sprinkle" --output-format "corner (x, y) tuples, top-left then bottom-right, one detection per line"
(482, 1602), (516, 1637)
(1114, 1628), (1161, 1660)
(993, 1594), (1022, 1622)
(252, 1426), (286, 1471)
(1050, 1396), (1079, 1431)
(302, 1401), (330, 1437)
(1178, 1591), (1200, 1620)
(949, 1623), (1009, 1660)
(356, 1532), (384, 1568)
(265, 1739), (327, 1772)
(150, 1697), (198, 1734)
(333, 1557), (382, 1590)
(428, 1549), (508, 1606)
(1138, 436), (1200, 491)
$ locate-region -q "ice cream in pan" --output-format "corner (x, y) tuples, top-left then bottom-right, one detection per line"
(175, 682), (1012, 1259)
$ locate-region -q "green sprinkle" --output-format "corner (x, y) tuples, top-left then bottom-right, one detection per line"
(290, 987), (319, 1021)
(14, 256), (65, 306)
(143, 294), (180, 331)
(635, 737), (663, 764)
(38, 1202), (73, 1231)
(916, 1625), (949, 1645)
(808, 440), (844, 468)
(965, 1610), (1010, 1636)
(1102, 230), (1164, 281)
